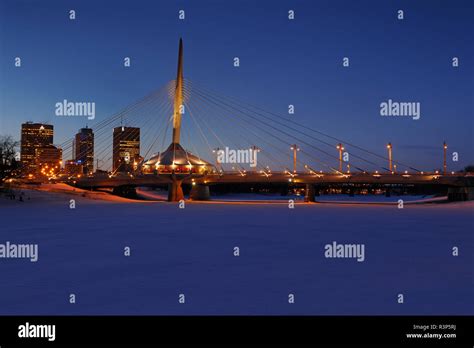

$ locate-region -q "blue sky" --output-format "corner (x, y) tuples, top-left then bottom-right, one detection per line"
(0, 0), (473, 171)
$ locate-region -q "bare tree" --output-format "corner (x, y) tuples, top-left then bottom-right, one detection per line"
(0, 135), (20, 179)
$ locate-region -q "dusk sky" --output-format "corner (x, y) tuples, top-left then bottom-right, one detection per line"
(0, 0), (473, 171)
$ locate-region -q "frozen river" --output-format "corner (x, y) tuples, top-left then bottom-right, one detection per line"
(0, 188), (472, 315)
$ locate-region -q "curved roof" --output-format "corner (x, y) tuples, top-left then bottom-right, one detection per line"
(144, 143), (212, 167)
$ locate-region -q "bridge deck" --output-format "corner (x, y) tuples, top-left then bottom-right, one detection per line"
(72, 172), (473, 188)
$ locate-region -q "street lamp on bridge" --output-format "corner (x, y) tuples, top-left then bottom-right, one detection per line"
(290, 144), (300, 174)
(250, 145), (261, 172)
(387, 142), (393, 172)
(443, 141), (448, 175)
(336, 143), (344, 172)
(212, 147), (222, 171)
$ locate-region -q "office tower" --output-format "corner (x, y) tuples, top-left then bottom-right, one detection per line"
(74, 127), (94, 174)
(36, 145), (62, 176)
(20, 122), (54, 173)
(112, 126), (140, 172)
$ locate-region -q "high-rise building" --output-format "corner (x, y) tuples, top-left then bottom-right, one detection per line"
(36, 145), (62, 176)
(74, 127), (94, 174)
(20, 122), (54, 173)
(112, 126), (140, 172)
(64, 160), (83, 177)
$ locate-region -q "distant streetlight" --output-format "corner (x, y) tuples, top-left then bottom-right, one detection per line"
(387, 142), (393, 172)
(336, 143), (344, 172)
(290, 144), (300, 173)
(443, 141), (448, 175)
(250, 145), (260, 172)
(212, 147), (221, 170)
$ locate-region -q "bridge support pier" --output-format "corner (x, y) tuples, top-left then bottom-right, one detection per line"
(448, 187), (474, 201)
(314, 185), (320, 197)
(190, 184), (210, 201)
(168, 179), (184, 202)
(113, 186), (137, 198)
(304, 184), (315, 202)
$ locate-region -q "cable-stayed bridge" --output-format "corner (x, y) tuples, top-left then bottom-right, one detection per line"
(62, 39), (473, 201)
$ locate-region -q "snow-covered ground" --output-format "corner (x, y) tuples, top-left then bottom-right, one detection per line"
(137, 188), (444, 204)
(0, 186), (472, 315)
(0, 183), (140, 206)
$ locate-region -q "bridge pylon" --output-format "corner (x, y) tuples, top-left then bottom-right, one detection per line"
(141, 38), (214, 201)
